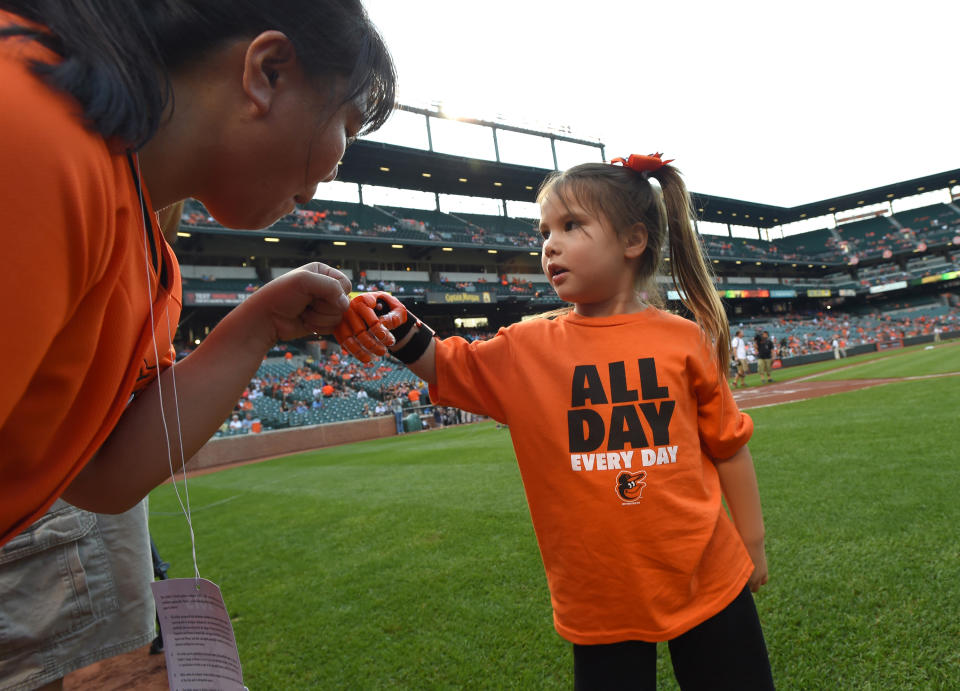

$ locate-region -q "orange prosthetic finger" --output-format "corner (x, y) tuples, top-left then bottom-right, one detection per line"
(345, 294), (395, 346)
(349, 294), (383, 329)
(352, 304), (394, 346)
(354, 327), (388, 356)
(333, 316), (355, 347)
(333, 321), (351, 345)
(373, 295), (409, 331)
(337, 307), (393, 360)
(341, 335), (374, 363)
(378, 308), (407, 331)
(368, 321), (395, 347)
(334, 311), (376, 360)
(341, 307), (372, 339)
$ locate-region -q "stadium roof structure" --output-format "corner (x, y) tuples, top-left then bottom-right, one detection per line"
(338, 140), (549, 203)
(339, 140), (960, 231)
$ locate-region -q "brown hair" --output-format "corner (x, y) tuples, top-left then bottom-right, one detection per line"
(537, 162), (730, 370)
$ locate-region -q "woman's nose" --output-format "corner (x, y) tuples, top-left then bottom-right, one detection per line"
(294, 185), (318, 205)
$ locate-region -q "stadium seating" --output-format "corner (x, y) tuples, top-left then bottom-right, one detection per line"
(452, 212), (541, 248)
(894, 203), (960, 248)
(294, 199), (399, 235)
(835, 215), (912, 259)
(770, 228), (839, 262)
(215, 349), (428, 435)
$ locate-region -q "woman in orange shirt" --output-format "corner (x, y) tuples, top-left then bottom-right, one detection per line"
(0, 0), (396, 546)
(338, 155), (773, 689)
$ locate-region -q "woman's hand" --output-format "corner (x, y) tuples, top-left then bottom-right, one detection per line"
(238, 262), (352, 349)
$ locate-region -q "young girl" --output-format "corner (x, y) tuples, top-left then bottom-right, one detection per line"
(336, 154), (774, 689)
(0, 0), (396, 546)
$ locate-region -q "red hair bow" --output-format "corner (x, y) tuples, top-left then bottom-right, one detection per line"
(610, 152), (674, 174)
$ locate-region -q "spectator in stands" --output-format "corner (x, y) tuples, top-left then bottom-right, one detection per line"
(229, 414), (244, 432)
(0, 1), (396, 548)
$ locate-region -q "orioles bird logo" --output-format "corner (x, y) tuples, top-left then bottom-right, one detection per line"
(616, 470), (647, 502)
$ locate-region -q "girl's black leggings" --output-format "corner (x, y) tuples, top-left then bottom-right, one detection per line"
(573, 586), (774, 690)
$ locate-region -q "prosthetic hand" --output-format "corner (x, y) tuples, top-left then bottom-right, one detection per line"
(334, 291), (434, 364)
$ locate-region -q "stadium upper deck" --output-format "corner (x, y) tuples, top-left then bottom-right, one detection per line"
(169, 105), (960, 330)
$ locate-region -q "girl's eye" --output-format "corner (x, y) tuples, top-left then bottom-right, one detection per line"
(564, 220), (578, 231)
(539, 228), (550, 240)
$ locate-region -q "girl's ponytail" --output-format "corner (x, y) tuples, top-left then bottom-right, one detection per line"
(653, 166), (731, 372)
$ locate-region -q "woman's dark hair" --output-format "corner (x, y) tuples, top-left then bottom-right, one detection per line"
(0, 0), (396, 149)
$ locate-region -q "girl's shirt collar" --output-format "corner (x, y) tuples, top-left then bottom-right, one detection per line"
(561, 306), (657, 327)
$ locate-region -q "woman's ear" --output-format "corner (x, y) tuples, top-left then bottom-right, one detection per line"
(241, 30), (297, 116)
(624, 222), (648, 259)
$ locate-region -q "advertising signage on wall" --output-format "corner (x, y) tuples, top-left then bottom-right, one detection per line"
(427, 291), (494, 305)
(184, 291), (252, 306)
(806, 289), (832, 297)
(689, 288), (800, 300)
(868, 281), (907, 294)
(916, 271), (959, 285)
(722, 289), (771, 298)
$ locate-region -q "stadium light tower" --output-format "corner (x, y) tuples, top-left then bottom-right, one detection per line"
(397, 103), (605, 170)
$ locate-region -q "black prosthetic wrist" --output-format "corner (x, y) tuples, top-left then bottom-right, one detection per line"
(374, 297), (434, 364)
(392, 321), (435, 364)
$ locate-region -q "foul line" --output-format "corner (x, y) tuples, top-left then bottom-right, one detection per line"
(150, 494), (240, 516)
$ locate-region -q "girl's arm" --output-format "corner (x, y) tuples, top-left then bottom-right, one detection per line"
(714, 444), (768, 592)
(388, 324), (436, 386)
(62, 263), (351, 513)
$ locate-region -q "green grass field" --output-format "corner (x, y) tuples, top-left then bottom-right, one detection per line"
(150, 344), (960, 689)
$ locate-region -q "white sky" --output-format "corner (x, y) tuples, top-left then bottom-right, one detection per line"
(360, 0), (959, 209)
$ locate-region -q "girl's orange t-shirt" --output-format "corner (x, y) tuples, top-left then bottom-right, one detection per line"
(430, 308), (755, 643)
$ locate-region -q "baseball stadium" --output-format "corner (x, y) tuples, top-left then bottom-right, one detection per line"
(2, 3), (958, 686)
(65, 106), (959, 688)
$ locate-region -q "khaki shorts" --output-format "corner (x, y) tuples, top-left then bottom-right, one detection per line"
(737, 358), (749, 375)
(0, 500), (155, 690)
(758, 358), (772, 376)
